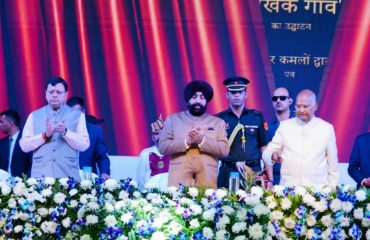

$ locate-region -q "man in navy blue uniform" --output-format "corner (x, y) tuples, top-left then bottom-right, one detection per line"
(0, 109), (32, 177)
(67, 97), (110, 179)
(267, 87), (294, 185)
(216, 76), (270, 188)
(348, 131), (370, 188)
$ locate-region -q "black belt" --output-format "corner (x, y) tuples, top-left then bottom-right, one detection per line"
(221, 160), (260, 168)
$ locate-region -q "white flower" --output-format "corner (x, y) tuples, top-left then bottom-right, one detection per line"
(167, 186), (178, 194)
(284, 217), (296, 229)
(80, 194), (89, 204)
(314, 200), (328, 212)
(339, 216), (351, 227)
(53, 192), (66, 204)
(104, 179), (118, 191)
(215, 189), (227, 200)
(80, 234), (92, 240)
(121, 213), (133, 224)
(69, 189), (78, 196)
(119, 190), (129, 200)
(189, 219), (199, 229)
(307, 214), (317, 226)
(354, 208), (364, 220)
(202, 208), (216, 221)
(86, 215), (99, 225)
(70, 200), (78, 208)
(14, 225), (23, 233)
(366, 229), (370, 240)
(254, 204), (269, 217)
(13, 182), (26, 195)
(41, 188), (52, 197)
(251, 186), (264, 198)
(188, 187), (199, 197)
(281, 198), (292, 210)
(105, 192), (114, 201)
(235, 236), (246, 240)
(302, 194), (315, 206)
(363, 218), (370, 228)
(133, 191), (141, 198)
(267, 200), (277, 209)
(1, 183), (11, 195)
(168, 221), (182, 235)
(44, 177), (55, 185)
(215, 230), (228, 240)
(104, 215), (117, 227)
(330, 198), (342, 212)
(37, 208), (48, 217)
(58, 178), (69, 188)
(151, 231), (166, 240)
(271, 210), (284, 220)
(236, 208), (247, 221)
(295, 186), (307, 196)
(26, 178), (38, 186)
(216, 215), (230, 230)
(204, 188), (215, 197)
(248, 223), (264, 239)
(40, 221), (57, 234)
(232, 222), (247, 233)
(244, 195), (261, 206)
(80, 180), (92, 190)
(190, 204), (202, 215)
(18, 213), (30, 221)
(320, 214), (333, 227)
(202, 227), (214, 238)
(273, 185), (285, 197)
(342, 201), (354, 213)
(62, 217), (71, 228)
(307, 229), (316, 239)
(8, 198), (17, 208)
(87, 202), (99, 211)
(143, 205), (153, 212)
(222, 205), (235, 215)
(105, 202), (114, 212)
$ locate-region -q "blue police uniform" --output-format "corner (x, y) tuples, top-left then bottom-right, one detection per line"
(216, 76), (268, 188)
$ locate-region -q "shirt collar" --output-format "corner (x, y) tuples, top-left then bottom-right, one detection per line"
(10, 130), (20, 140)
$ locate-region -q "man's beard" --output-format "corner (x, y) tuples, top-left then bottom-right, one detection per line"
(187, 103), (207, 116)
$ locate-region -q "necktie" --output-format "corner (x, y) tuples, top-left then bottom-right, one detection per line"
(8, 136), (13, 150)
(8, 136), (13, 174)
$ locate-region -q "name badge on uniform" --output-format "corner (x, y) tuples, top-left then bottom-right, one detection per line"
(245, 125), (258, 133)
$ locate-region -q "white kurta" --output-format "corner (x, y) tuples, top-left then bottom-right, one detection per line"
(136, 145), (162, 187)
(262, 116), (339, 187)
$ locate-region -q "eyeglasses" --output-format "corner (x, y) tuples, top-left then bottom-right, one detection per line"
(47, 90), (66, 95)
(272, 96), (289, 102)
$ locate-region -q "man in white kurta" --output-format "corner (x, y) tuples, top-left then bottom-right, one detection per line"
(262, 89), (339, 187)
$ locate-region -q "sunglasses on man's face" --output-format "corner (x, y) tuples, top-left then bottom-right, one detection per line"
(272, 96), (289, 102)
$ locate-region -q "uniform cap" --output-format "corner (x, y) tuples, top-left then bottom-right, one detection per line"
(223, 76), (250, 91)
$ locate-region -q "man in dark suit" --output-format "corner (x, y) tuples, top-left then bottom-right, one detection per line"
(0, 109), (32, 177)
(348, 131), (370, 188)
(66, 97), (110, 179)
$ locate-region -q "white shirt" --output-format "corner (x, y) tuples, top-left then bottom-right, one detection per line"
(136, 145), (163, 187)
(262, 116), (339, 187)
(20, 112), (89, 153)
(8, 130), (20, 175)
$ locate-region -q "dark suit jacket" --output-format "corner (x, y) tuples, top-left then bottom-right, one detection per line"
(0, 130), (32, 178)
(79, 121), (110, 175)
(348, 132), (370, 188)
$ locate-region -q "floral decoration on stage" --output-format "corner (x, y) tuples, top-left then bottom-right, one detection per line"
(0, 177), (369, 239)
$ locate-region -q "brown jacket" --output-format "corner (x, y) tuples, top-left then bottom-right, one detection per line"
(158, 111), (229, 188)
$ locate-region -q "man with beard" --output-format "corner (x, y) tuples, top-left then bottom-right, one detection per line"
(158, 80), (229, 188)
(217, 76), (269, 188)
(267, 87), (294, 185)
